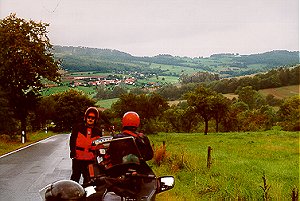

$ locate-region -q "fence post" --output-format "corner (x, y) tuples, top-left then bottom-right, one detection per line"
(207, 146), (212, 169)
(292, 187), (298, 201)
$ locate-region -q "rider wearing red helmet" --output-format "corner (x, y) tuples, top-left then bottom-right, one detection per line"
(122, 111), (140, 129)
(115, 111), (153, 161)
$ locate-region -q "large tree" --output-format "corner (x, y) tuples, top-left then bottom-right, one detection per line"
(184, 86), (214, 135)
(0, 14), (60, 140)
(211, 93), (230, 132)
(221, 101), (248, 132)
(111, 93), (169, 133)
(185, 85), (229, 135)
(277, 95), (300, 131)
(163, 106), (199, 133)
(50, 89), (97, 131)
(235, 86), (266, 109)
(0, 87), (18, 135)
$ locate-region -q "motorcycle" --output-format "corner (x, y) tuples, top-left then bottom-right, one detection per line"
(40, 136), (175, 201)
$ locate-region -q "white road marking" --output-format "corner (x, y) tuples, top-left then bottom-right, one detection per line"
(0, 134), (69, 159)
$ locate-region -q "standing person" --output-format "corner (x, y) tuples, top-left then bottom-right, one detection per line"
(114, 111), (154, 161)
(69, 107), (102, 184)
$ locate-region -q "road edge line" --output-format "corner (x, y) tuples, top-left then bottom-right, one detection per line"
(0, 134), (68, 159)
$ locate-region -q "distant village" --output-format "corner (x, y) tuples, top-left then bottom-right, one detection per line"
(66, 75), (136, 87)
(42, 69), (172, 91)
(49, 72), (164, 89)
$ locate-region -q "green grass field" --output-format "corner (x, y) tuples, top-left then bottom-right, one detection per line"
(42, 86), (97, 98)
(149, 131), (299, 200)
(97, 98), (119, 109)
(149, 63), (199, 75)
(137, 75), (180, 84)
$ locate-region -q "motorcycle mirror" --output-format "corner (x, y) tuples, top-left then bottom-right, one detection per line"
(157, 176), (175, 193)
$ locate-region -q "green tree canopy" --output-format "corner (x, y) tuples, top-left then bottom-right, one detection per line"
(111, 93), (169, 133)
(221, 101), (248, 132)
(0, 14), (60, 138)
(163, 106), (199, 133)
(0, 87), (18, 135)
(185, 85), (228, 135)
(50, 89), (96, 131)
(277, 95), (300, 131)
(211, 93), (230, 132)
(235, 86), (266, 109)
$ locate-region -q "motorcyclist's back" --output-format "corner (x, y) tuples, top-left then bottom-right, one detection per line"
(114, 111), (154, 162)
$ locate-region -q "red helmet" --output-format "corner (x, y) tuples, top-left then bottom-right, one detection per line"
(84, 107), (99, 121)
(122, 111), (140, 128)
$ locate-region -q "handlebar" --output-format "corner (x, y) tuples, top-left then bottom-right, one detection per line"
(82, 172), (156, 188)
(125, 172), (155, 178)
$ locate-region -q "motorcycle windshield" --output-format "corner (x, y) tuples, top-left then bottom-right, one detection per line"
(106, 136), (142, 167)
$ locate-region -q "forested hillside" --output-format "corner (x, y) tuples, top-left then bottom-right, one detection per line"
(209, 65), (300, 93)
(53, 46), (299, 77)
(54, 46), (143, 72)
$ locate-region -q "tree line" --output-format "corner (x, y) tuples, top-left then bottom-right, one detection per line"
(1, 78), (299, 138)
(178, 65), (300, 94)
(0, 14), (60, 140)
(210, 66), (300, 94)
(9, 85), (298, 137)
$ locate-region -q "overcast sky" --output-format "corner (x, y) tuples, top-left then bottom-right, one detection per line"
(0, 0), (299, 57)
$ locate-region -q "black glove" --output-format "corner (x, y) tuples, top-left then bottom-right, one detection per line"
(70, 151), (76, 159)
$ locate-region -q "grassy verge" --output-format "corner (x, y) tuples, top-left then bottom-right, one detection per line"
(0, 131), (57, 156)
(148, 131), (299, 200)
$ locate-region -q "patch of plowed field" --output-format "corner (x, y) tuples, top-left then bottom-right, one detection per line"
(259, 85), (299, 99)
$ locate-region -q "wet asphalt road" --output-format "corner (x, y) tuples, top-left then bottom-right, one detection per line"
(0, 134), (72, 201)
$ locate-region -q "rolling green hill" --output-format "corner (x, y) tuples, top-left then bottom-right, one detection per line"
(44, 46), (299, 105)
(53, 46), (299, 78)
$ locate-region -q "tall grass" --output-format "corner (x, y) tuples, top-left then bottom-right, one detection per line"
(149, 131), (299, 200)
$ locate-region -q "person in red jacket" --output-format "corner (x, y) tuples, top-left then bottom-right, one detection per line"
(69, 107), (102, 184)
(114, 111), (154, 161)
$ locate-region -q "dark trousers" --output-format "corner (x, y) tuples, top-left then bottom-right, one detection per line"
(70, 159), (92, 184)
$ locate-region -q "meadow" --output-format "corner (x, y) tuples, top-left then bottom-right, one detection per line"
(97, 98), (119, 109)
(42, 85), (97, 98)
(149, 131), (299, 200)
(149, 63), (199, 75)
